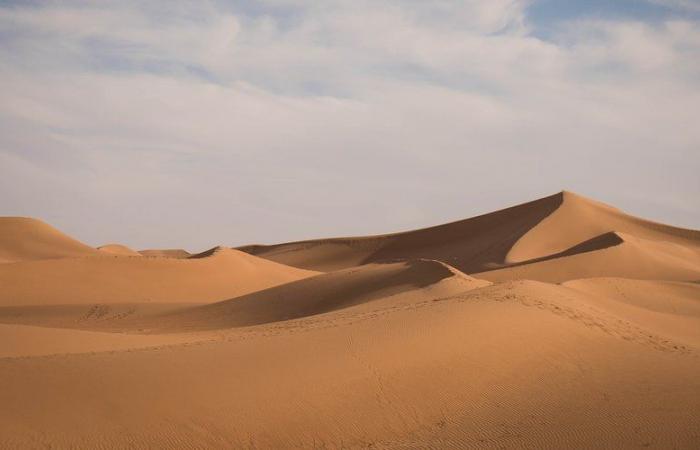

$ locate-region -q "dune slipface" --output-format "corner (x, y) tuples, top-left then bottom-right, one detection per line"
(1, 191), (699, 449)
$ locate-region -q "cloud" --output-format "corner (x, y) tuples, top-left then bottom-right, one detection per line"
(0, 0), (698, 249)
(648, 0), (700, 12)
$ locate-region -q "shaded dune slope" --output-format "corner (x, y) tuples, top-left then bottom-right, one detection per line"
(240, 192), (700, 282)
(0, 217), (99, 263)
(239, 193), (564, 272)
(477, 232), (700, 283)
(1, 280), (699, 448)
(0, 247), (318, 306)
(0, 260), (489, 332)
(152, 259), (490, 330)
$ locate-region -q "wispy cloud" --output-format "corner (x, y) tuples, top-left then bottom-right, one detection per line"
(648, 0), (700, 12)
(0, 0), (698, 248)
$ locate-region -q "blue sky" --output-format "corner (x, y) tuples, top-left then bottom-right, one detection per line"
(531, 0), (698, 25)
(0, 0), (698, 249)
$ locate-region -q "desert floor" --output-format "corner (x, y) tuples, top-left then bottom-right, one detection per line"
(1, 191), (699, 448)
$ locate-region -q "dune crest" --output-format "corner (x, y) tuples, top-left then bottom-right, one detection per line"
(0, 247), (318, 306)
(240, 191), (700, 282)
(1, 192), (699, 448)
(507, 190), (700, 263)
(98, 243), (142, 256)
(138, 248), (192, 258)
(0, 217), (99, 263)
(150, 259), (491, 331)
(478, 231), (700, 283)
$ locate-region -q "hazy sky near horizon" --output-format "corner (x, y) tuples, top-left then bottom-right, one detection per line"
(1, 0), (699, 250)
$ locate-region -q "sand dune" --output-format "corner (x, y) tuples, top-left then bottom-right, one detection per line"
(0, 247), (318, 306)
(240, 192), (700, 282)
(477, 231), (700, 283)
(0, 323), (206, 358)
(0, 260), (487, 332)
(139, 248), (192, 258)
(154, 259), (488, 330)
(1, 279), (698, 448)
(563, 277), (700, 346)
(2, 191), (699, 448)
(238, 192), (563, 272)
(0, 217), (99, 263)
(98, 243), (142, 256)
(507, 191), (700, 262)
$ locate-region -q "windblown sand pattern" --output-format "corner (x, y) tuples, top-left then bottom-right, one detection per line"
(1, 191), (699, 448)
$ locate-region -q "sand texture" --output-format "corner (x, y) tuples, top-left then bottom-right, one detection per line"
(1, 191), (699, 448)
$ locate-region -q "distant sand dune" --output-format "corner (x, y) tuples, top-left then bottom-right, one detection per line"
(1, 191), (699, 448)
(138, 248), (192, 258)
(140, 259), (490, 331)
(239, 192), (700, 282)
(0, 247), (318, 306)
(0, 217), (99, 263)
(98, 243), (142, 256)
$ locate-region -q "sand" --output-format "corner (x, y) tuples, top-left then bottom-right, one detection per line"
(239, 191), (700, 278)
(1, 191), (699, 448)
(0, 217), (99, 263)
(98, 243), (142, 256)
(138, 248), (192, 258)
(0, 246), (318, 306)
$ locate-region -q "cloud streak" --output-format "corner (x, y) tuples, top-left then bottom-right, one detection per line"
(0, 0), (698, 249)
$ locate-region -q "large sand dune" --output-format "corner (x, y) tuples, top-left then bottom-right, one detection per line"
(477, 231), (700, 283)
(1, 280), (699, 448)
(98, 243), (142, 256)
(240, 191), (700, 281)
(0, 246), (318, 306)
(0, 217), (99, 263)
(1, 191), (699, 448)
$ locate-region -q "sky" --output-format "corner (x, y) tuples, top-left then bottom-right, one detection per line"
(1, 0), (699, 251)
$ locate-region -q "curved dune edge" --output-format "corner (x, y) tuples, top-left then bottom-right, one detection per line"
(150, 259), (491, 331)
(239, 192), (564, 272)
(0, 279), (699, 448)
(240, 191), (700, 279)
(562, 277), (700, 346)
(0, 248), (319, 306)
(0, 217), (99, 263)
(0, 260), (490, 332)
(476, 231), (700, 283)
(187, 245), (235, 259)
(563, 277), (700, 317)
(507, 191), (700, 263)
(97, 243), (142, 256)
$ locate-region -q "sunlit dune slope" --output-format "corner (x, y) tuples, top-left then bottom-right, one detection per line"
(239, 191), (700, 278)
(476, 231), (700, 283)
(0, 247), (318, 306)
(139, 259), (490, 331)
(98, 243), (142, 256)
(0, 217), (99, 263)
(0, 280), (698, 448)
(0, 260), (488, 332)
(563, 277), (700, 346)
